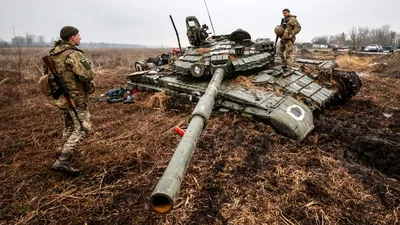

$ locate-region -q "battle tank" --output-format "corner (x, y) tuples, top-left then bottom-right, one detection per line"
(127, 16), (362, 213)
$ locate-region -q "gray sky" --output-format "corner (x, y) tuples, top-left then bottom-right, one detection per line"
(1, 0), (399, 47)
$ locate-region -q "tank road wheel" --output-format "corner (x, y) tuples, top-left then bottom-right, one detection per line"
(135, 61), (147, 72)
(331, 70), (362, 104)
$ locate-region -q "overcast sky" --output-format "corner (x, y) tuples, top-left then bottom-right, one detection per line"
(1, 0), (399, 47)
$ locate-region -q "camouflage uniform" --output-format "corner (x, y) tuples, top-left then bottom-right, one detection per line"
(278, 15), (301, 71)
(47, 41), (94, 171)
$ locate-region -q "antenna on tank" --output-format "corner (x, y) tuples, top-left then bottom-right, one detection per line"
(169, 15), (182, 52)
(203, 0), (216, 34)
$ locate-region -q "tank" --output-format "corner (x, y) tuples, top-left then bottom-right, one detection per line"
(126, 16), (362, 213)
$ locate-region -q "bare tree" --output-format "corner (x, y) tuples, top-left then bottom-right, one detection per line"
(358, 27), (370, 47)
(11, 36), (27, 46)
(12, 26), (24, 81)
(26, 33), (36, 47)
(349, 26), (362, 50)
(329, 32), (348, 46)
(311, 36), (329, 45)
(0, 38), (10, 48)
(396, 33), (400, 47)
(389, 31), (397, 46)
(368, 25), (393, 46)
(38, 35), (46, 46)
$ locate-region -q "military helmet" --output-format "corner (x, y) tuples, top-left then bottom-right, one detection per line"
(274, 25), (284, 38)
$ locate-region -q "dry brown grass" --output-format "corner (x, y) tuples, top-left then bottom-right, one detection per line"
(231, 75), (257, 89)
(87, 48), (169, 70)
(335, 54), (374, 72)
(196, 48), (211, 54)
(335, 52), (400, 77)
(0, 47), (399, 225)
(231, 75), (271, 92)
(302, 51), (336, 61)
(228, 54), (237, 61)
(144, 91), (172, 110)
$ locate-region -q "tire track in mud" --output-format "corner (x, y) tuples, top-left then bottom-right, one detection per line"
(314, 99), (400, 178)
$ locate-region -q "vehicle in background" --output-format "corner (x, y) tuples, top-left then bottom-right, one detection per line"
(364, 44), (383, 52)
(308, 44), (331, 52)
(383, 46), (394, 53)
(332, 45), (350, 52)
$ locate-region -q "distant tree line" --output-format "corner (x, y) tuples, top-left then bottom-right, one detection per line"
(0, 34), (50, 48)
(0, 39), (9, 48)
(310, 25), (400, 50)
(0, 33), (149, 49)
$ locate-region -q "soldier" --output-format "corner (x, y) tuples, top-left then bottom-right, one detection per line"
(277, 8), (301, 76)
(46, 26), (95, 175)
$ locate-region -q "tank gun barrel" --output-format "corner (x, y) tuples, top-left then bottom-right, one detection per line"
(150, 68), (225, 213)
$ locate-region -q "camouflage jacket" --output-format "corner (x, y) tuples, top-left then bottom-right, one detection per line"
(47, 41), (95, 108)
(282, 15), (301, 41)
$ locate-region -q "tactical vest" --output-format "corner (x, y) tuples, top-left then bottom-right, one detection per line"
(49, 49), (87, 108)
(282, 17), (297, 41)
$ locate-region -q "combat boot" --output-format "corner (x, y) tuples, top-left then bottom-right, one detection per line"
(283, 70), (292, 77)
(51, 160), (80, 176)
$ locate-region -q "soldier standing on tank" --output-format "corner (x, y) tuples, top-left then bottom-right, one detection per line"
(277, 8), (301, 77)
(45, 26), (95, 175)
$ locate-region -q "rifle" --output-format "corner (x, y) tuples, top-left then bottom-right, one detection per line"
(42, 55), (84, 130)
(273, 18), (285, 55)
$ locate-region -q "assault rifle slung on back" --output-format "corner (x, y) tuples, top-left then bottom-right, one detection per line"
(42, 55), (84, 130)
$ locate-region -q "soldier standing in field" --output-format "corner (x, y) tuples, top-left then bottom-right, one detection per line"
(44, 26), (95, 175)
(277, 8), (301, 77)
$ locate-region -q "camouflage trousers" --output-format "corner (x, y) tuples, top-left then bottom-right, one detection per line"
(278, 39), (295, 70)
(59, 105), (91, 161)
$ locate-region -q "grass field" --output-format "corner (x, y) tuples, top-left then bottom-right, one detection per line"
(1, 47), (399, 224)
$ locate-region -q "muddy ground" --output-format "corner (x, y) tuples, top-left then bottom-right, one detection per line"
(0, 48), (399, 224)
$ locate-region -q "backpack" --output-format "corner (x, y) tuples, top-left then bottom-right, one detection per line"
(38, 74), (52, 96)
(106, 87), (126, 103)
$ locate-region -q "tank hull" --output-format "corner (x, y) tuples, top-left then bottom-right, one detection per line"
(127, 67), (318, 141)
